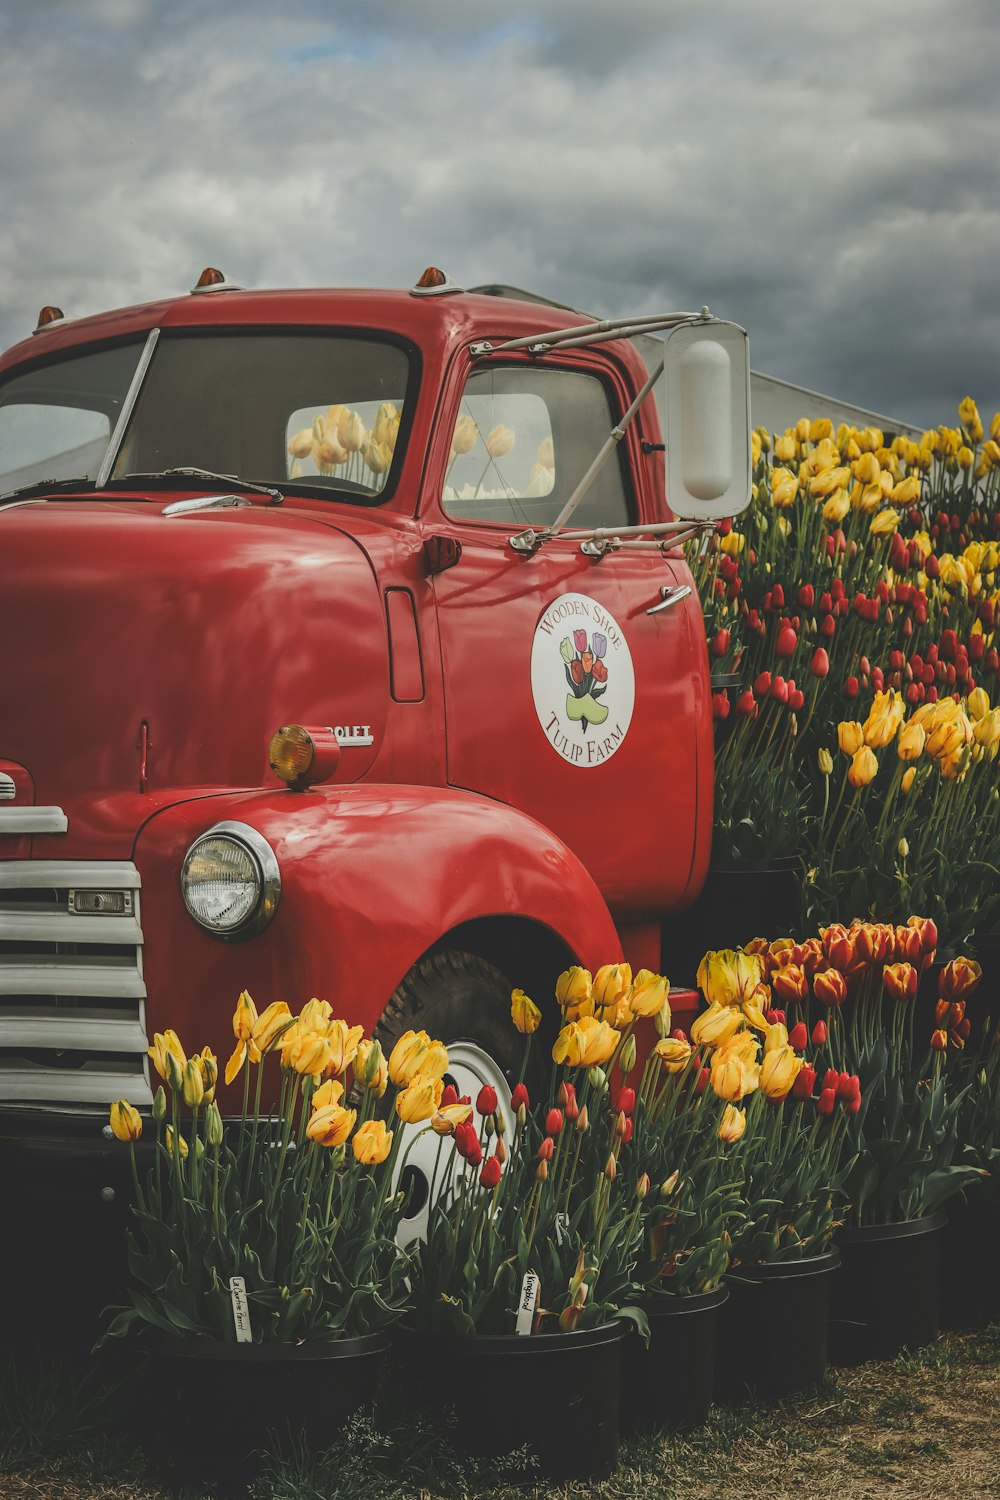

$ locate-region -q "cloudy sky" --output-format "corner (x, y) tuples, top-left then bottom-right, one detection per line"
(1, 0), (997, 431)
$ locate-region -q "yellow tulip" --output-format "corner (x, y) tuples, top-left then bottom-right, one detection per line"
(809, 418), (833, 443)
(809, 466), (851, 498)
(718, 1104), (747, 1143)
(862, 690), (904, 749)
(593, 963), (632, 1009)
(148, 1030), (186, 1085)
(822, 493), (851, 523)
(967, 688), (991, 722)
(109, 1099), (142, 1142)
(165, 1125), (188, 1160)
(848, 746), (879, 788)
(759, 1045), (805, 1100)
(837, 721), (865, 757)
(431, 1102), (475, 1135)
(763, 1023), (789, 1053)
(958, 446), (974, 471)
(770, 467), (799, 507)
(338, 409), (366, 453)
(395, 1075), (444, 1123)
(973, 708), (1000, 748)
(355, 1039), (388, 1096)
(774, 433), (798, 462)
(195, 1046), (218, 1104)
(818, 747), (834, 775)
(720, 530), (745, 556)
(696, 948), (764, 1007)
(742, 1000), (770, 1033)
(629, 970), (670, 1019)
(352, 1119), (393, 1165)
(551, 1014), (621, 1068)
(306, 1103), (357, 1147)
(291, 1031), (333, 1078)
(450, 413), (477, 459)
(554, 966), (594, 1020)
(182, 1058), (205, 1109)
(312, 1078), (344, 1110)
(511, 988), (542, 1035)
(388, 1029), (448, 1086)
(251, 1001), (293, 1053)
(689, 1002), (743, 1049)
(891, 475), (921, 505)
(654, 1036), (692, 1072)
(364, 437), (392, 476)
(324, 1020), (365, 1077)
(897, 721), (926, 762)
(374, 401), (399, 448)
(232, 990), (257, 1041)
(870, 506), (901, 536)
(901, 767), (916, 795)
(959, 397), (984, 443)
(710, 1037), (760, 1102)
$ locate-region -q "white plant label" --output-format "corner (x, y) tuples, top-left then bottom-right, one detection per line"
(516, 1269), (540, 1336)
(530, 593), (635, 768)
(229, 1275), (252, 1343)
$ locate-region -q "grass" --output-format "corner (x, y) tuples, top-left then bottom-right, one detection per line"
(1, 1324), (998, 1500)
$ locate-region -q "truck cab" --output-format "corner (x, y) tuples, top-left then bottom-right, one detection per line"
(0, 268), (747, 1195)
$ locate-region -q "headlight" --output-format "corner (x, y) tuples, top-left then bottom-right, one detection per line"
(180, 821), (280, 939)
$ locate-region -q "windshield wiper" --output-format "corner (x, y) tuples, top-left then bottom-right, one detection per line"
(0, 477), (97, 505)
(112, 467), (284, 505)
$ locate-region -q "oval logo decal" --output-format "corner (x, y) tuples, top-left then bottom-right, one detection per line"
(530, 593), (635, 768)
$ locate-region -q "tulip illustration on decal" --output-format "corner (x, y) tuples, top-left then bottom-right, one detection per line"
(559, 630), (609, 733)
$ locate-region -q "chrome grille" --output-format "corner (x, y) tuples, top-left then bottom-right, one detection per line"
(0, 859), (151, 1111)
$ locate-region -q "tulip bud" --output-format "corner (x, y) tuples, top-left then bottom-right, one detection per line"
(619, 1034), (638, 1075)
(538, 1136), (555, 1161)
(165, 1049), (185, 1094)
(575, 1104), (589, 1133)
(604, 1154), (617, 1181)
(818, 747), (833, 775)
(483, 1115), (495, 1138)
(496, 1135), (508, 1164)
(614, 1110), (628, 1140)
(206, 1100), (224, 1147)
(182, 1058), (205, 1109)
(636, 1173), (650, 1199)
(898, 837), (909, 859)
(618, 1086), (636, 1117)
(811, 1020), (828, 1045)
(495, 1107), (507, 1136)
(152, 1085), (167, 1123)
(660, 1169), (680, 1198)
(587, 1066), (608, 1093)
(536, 1159), (549, 1182)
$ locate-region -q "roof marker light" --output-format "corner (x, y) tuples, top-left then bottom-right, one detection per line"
(33, 305), (66, 333)
(190, 267), (246, 294)
(411, 267), (464, 297)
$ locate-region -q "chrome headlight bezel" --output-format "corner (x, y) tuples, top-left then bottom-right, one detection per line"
(179, 821), (281, 941)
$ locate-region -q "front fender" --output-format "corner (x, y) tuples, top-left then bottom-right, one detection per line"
(134, 783), (620, 1059)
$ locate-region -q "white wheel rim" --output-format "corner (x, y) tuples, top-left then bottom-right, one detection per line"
(393, 1039), (513, 1249)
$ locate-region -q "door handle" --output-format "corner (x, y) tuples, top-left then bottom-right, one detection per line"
(646, 584), (692, 616)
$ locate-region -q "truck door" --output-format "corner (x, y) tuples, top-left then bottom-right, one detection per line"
(429, 352), (706, 915)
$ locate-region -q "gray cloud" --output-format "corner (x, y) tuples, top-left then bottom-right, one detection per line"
(1, 0), (997, 430)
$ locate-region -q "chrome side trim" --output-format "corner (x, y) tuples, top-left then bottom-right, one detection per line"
(0, 806), (68, 834)
(161, 494), (251, 516)
(95, 327), (160, 488)
(0, 860), (141, 889)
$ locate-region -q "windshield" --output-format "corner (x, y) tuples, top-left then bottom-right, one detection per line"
(113, 330), (412, 500)
(0, 340), (143, 493)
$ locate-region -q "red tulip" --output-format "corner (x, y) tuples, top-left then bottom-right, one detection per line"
(712, 628), (731, 658)
(817, 1088), (837, 1116)
(510, 1083), (530, 1113)
(776, 625), (798, 658)
(798, 584), (814, 608)
(789, 1022), (808, 1051)
(440, 1084), (459, 1108)
(618, 1086), (636, 1117)
(538, 1136), (555, 1161)
(480, 1154), (502, 1190)
(811, 1020), (828, 1045)
(792, 1066), (816, 1100)
(476, 1085), (498, 1116)
(754, 671), (772, 697)
(810, 647), (829, 678)
(545, 1108), (564, 1137)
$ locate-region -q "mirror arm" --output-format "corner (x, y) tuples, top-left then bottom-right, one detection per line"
(508, 357), (664, 555)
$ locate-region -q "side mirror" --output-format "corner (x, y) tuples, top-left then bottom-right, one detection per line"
(661, 317), (751, 522)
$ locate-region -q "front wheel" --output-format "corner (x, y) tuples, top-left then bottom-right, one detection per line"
(375, 951), (544, 1246)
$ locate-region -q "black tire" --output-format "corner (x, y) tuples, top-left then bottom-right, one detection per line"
(375, 950), (549, 1097)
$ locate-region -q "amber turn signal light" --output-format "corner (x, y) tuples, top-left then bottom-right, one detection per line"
(194, 267), (226, 289)
(268, 724), (340, 791)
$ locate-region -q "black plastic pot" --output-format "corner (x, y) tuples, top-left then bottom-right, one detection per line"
(716, 1248), (839, 1399)
(940, 1187), (1000, 1329)
(144, 1331), (389, 1490)
(621, 1286), (727, 1431)
(662, 858), (803, 991)
(392, 1321), (627, 1481)
(829, 1211), (946, 1365)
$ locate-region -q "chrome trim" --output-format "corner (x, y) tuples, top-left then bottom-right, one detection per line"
(95, 327), (160, 488)
(0, 856), (149, 1109)
(0, 775), (14, 802)
(0, 806), (68, 834)
(0, 860), (140, 888)
(0, 909), (143, 944)
(181, 820), (281, 941)
(161, 494), (251, 516)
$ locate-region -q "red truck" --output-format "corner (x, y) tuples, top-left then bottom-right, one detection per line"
(0, 266), (749, 1213)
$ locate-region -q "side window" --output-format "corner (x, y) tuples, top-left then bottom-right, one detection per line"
(442, 366), (632, 527)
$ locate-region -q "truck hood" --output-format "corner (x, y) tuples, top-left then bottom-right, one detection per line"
(0, 498), (389, 832)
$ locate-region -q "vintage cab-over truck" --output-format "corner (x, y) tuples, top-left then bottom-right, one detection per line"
(0, 266), (749, 1211)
